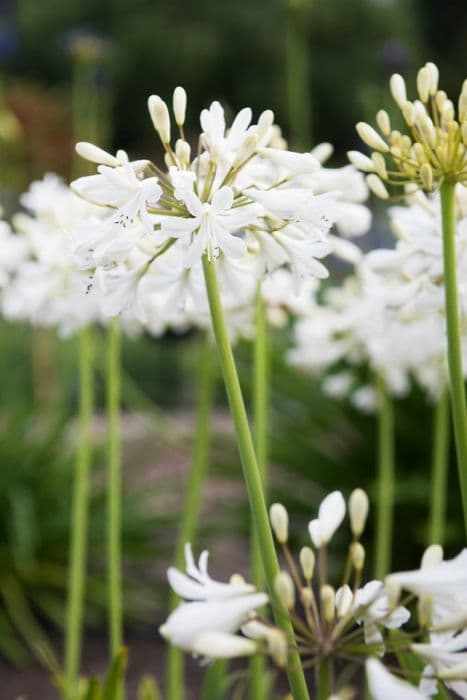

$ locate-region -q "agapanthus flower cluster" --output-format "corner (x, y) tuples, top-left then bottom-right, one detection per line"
(0, 174), (105, 337)
(160, 488), (467, 698)
(68, 87), (372, 337)
(350, 62), (467, 198)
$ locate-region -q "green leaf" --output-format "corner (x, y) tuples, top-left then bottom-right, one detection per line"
(137, 675), (163, 700)
(82, 677), (102, 700)
(102, 647), (128, 700)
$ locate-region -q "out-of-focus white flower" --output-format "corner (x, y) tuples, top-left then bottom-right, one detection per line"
(366, 658), (428, 700)
(353, 580), (410, 645)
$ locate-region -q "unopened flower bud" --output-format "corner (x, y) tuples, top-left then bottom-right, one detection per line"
(173, 86), (187, 126)
(275, 571), (295, 610)
(350, 542), (365, 571)
(148, 95), (171, 144)
(420, 162), (433, 191)
(356, 122), (389, 152)
(269, 503), (289, 543)
(459, 80), (467, 122)
(438, 661), (467, 682)
(335, 584), (353, 618)
(311, 142), (333, 164)
(347, 150), (375, 172)
(390, 73), (407, 107)
(230, 573), (246, 585)
(320, 585), (335, 623)
(462, 121), (467, 145)
(256, 109), (275, 144)
(175, 139), (191, 165)
(402, 101), (415, 127)
(75, 141), (119, 167)
(349, 489), (369, 537)
(425, 62), (439, 96)
(366, 174), (389, 200)
(267, 629), (288, 668)
(371, 153), (388, 180)
(417, 65), (430, 102)
(299, 546), (315, 581)
(376, 110), (391, 136)
(300, 586), (313, 606)
(421, 544), (443, 569)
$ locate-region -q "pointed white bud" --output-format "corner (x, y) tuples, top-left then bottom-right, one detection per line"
(390, 73), (407, 107)
(376, 110), (391, 136)
(356, 122), (389, 152)
(425, 62), (439, 96)
(175, 139), (191, 165)
(299, 546), (315, 581)
(274, 571), (295, 610)
(267, 629), (288, 667)
(421, 544), (443, 569)
(417, 595), (433, 627)
(402, 101), (415, 127)
(420, 162), (433, 191)
(462, 121), (467, 145)
(458, 79), (467, 122)
(256, 109), (275, 145)
(335, 584), (353, 618)
(320, 585), (335, 623)
(173, 87), (187, 127)
(438, 661), (467, 681)
(347, 150), (375, 172)
(349, 488), (369, 537)
(417, 65), (431, 102)
(148, 95), (171, 144)
(371, 153), (388, 180)
(75, 141), (120, 167)
(311, 142), (333, 164)
(366, 174), (389, 199)
(269, 503), (289, 544)
(350, 542), (365, 571)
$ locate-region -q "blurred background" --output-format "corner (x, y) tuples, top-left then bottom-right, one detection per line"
(0, 0), (467, 696)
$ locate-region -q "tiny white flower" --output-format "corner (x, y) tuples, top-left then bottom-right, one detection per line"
(308, 491), (346, 547)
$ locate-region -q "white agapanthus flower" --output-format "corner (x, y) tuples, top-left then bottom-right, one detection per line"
(366, 658), (428, 700)
(69, 87), (354, 325)
(1, 174), (107, 337)
(160, 544), (267, 657)
(308, 490), (346, 547)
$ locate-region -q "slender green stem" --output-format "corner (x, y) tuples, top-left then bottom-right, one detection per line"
(202, 257), (310, 700)
(374, 375), (395, 579)
(317, 659), (331, 700)
(64, 327), (94, 700)
(167, 331), (216, 700)
(440, 181), (467, 534)
(107, 318), (123, 656)
(250, 289), (268, 700)
(429, 390), (450, 545)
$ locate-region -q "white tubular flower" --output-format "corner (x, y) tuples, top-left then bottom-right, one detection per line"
(72, 163), (161, 234)
(366, 658), (427, 700)
(386, 549), (467, 625)
(308, 491), (346, 547)
(353, 580), (410, 645)
(258, 147), (319, 173)
(160, 187), (261, 266)
(160, 544), (268, 656)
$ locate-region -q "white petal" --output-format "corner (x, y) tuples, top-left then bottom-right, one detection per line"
(318, 491), (346, 544)
(366, 658), (427, 700)
(212, 186), (234, 212)
(308, 519), (322, 548)
(192, 632), (257, 658)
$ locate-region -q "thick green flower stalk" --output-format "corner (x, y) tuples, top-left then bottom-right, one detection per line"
(202, 257), (310, 700)
(374, 375), (395, 579)
(250, 289), (269, 700)
(351, 63), (467, 534)
(429, 390), (450, 545)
